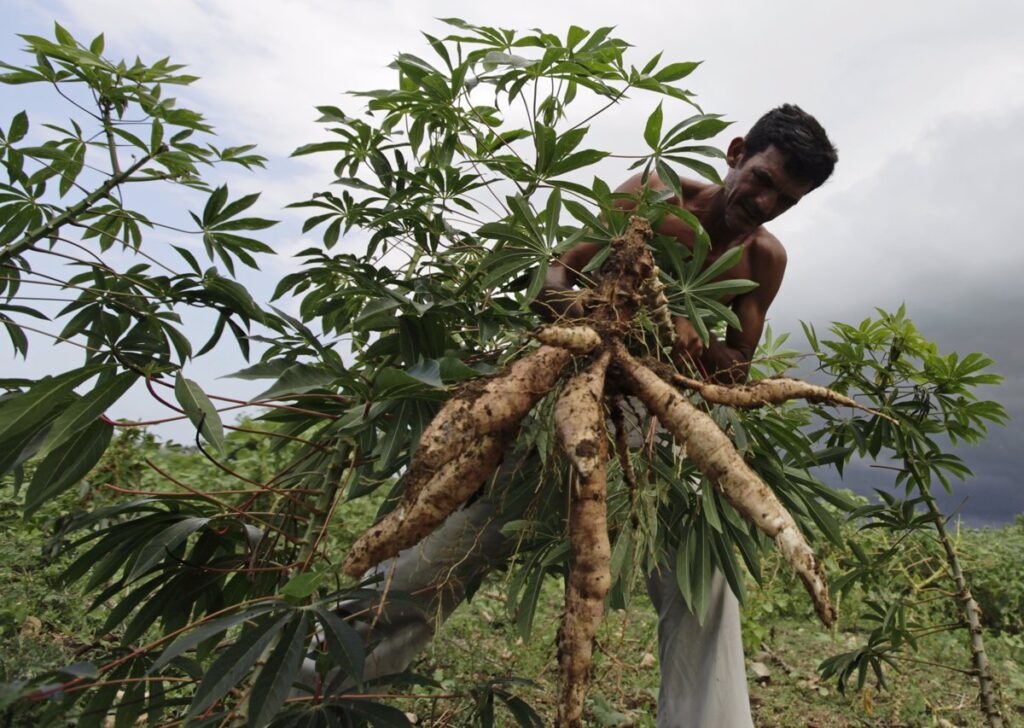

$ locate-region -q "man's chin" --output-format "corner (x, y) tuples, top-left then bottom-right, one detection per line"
(726, 212), (758, 234)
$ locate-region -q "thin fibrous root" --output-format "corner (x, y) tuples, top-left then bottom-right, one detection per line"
(673, 374), (897, 424)
(533, 324), (603, 354)
(401, 345), (572, 504)
(614, 342), (835, 626)
(609, 394), (640, 522)
(342, 433), (506, 577)
(641, 265), (677, 349)
(554, 350), (612, 728)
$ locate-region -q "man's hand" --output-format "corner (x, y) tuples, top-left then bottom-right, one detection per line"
(532, 284), (586, 320)
(672, 315), (704, 369)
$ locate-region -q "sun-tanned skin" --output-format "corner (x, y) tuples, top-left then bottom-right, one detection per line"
(537, 137), (817, 383)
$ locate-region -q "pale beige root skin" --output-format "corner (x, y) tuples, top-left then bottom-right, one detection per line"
(554, 351), (613, 728)
(400, 345), (571, 504)
(343, 346), (571, 577)
(614, 343), (835, 626)
(342, 433), (506, 577)
(533, 324), (602, 354)
(555, 350), (612, 478)
(640, 265), (677, 349)
(673, 374), (897, 423)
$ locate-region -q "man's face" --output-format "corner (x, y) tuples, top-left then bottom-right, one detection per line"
(722, 139), (816, 234)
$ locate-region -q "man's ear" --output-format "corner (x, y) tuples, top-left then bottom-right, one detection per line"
(726, 137), (746, 168)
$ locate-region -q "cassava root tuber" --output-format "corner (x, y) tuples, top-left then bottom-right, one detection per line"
(615, 342), (835, 626)
(533, 324), (603, 354)
(342, 345), (571, 577)
(554, 350), (613, 728)
(673, 373), (897, 423)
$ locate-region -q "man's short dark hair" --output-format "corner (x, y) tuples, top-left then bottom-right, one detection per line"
(745, 104), (838, 188)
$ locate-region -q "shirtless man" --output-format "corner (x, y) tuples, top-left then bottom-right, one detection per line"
(312, 105), (837, 727)
(538, 103), (837, 386)
(535, 103), (837, 726)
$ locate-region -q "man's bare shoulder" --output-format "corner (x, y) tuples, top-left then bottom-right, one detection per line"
(615, 172), (713, 202)
(748, 228), (787, 281)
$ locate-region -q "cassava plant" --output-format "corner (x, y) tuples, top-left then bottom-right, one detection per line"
(0, 18), (1009, 728)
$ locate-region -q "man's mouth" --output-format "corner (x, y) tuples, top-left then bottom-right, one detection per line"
(736, 204), (760, 227)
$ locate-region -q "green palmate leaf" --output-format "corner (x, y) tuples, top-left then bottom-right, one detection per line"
(39, 370), (138, 458)
(249, 612), (309, 728)
(127, 516), (210, 581)
(24, 418), (112, 516)
(174, 372), (225, 453)
(186, 615), (290, 721)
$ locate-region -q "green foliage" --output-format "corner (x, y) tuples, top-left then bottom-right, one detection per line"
(962, 524), (1024, 635)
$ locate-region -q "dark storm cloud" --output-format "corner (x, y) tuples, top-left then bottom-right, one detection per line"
(770, 106), (1024, 524)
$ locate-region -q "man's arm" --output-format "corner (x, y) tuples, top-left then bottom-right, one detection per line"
(682, 234), (787, 383)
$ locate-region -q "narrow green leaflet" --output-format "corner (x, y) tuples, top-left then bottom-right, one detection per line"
(127, 516), (210, 581)
(249, 612), (309, 728)
(254, 364), (334, 400)
(644, 102), (663, 150)
(24, 419), (112, 516)
(148, 604), (280, 674)
(0, 365), (104, 451)
(174, 372), (225, 453)
(280, 572), (324, 600)
(313, 606), (365, 684)
(185, 615), (291, 721)
(39, 370), (138, 457)
(344, 701), (413, 727)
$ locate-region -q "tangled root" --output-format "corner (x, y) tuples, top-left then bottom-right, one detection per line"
(615, 343), (835, 626)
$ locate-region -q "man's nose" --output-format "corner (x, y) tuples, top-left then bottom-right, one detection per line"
(755, 190), (778, 218)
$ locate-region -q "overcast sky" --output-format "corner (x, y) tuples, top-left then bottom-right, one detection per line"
(3, 0), (1022, 524)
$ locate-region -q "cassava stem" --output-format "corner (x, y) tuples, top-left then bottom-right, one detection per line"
(554, 350), (613, 728)
(641, 265), (677, 349)
(615, 343), (835, 626)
